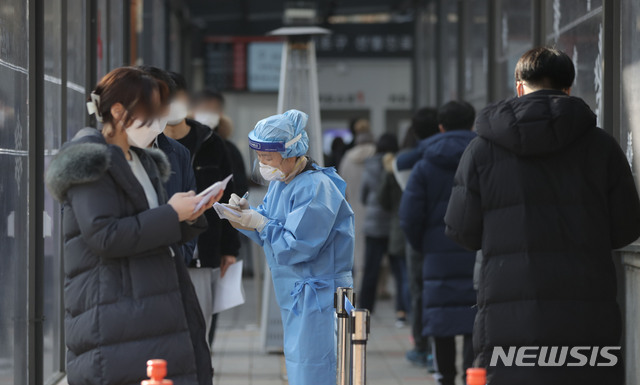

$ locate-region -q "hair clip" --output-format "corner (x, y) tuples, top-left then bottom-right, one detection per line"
(86, 91), (103, 122)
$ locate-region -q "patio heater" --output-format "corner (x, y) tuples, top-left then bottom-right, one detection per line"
(268, 4), (329, 165)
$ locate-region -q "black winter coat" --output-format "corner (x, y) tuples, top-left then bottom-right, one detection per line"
(184, 119), (240, 268)
(224, 139), (249, 196)
(445, 90), (640, 385)
(45, 128), (213, 385)
(399, 130), (477, 338)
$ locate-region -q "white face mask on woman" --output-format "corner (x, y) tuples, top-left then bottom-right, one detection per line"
(259, 162), (286, 181)
(126, 119), (166, 148)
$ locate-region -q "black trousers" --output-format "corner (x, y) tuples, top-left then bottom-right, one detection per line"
(407, 245), (427, 351)
(358, 236), (389, 312)
(388, 254), (410, 313)
(432, 334), (474, 385)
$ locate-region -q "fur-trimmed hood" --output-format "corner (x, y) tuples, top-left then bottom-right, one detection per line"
(45, 128), (171, 202)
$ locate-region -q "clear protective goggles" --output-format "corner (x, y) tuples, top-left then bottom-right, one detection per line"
(248, 134), (302, 186)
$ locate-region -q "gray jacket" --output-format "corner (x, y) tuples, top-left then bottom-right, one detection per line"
(360, 153), (392, 238)
(45, 128), (212, 385)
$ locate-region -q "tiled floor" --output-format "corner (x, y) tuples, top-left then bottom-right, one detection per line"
(212, 277), (440, 385)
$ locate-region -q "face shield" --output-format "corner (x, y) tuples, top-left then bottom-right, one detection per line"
(248, 134), (303, 185)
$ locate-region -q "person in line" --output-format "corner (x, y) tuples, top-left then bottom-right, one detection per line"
(191, 89), (225, 131)
(400, 101), (477, 385)
(394, 108), (439, 367)
(339, 119), (376, 280)
(325, 136), (347, 169)
(44, 67), (218, 385)
(337, 117), (370, 168)
(377, 142), (411, 327)
(164, 72), (240, 348)
(192, 89), (251, 331)
(358, 133), (399, 313)
(138, 65), (198, 265)
(393, 107), (439, 189)
(393, 107), (439, 370)
(219, 109), (354, 385)
(445, 47), (640, 385)
(192, 89), (248, 197)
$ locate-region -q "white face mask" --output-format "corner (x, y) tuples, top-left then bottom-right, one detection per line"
(167, 100), (188, 125)
(194, 111), (220, 130)
(126, 119), (166, 148)
(259, 162), (286, 182)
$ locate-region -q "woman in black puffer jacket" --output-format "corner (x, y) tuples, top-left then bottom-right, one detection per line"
(45, 67), (220, 385)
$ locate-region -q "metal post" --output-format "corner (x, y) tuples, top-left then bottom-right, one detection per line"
(335, 287), (355, 385)
(351, 309), (370, 385)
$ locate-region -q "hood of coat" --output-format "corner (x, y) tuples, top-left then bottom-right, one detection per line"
(422, 130), (477, 169)
(344, 143), (376, 164)
(45, 128), (171, 202)
(476, 90), (597, 156)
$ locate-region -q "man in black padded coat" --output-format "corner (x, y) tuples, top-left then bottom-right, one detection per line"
(164, 72), (240, 347)
(445, 47), (640, 385)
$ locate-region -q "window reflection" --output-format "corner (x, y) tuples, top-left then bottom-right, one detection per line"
(43, 0), (64, 379)
(494, 0), (533, 100)
(0, 1), (29, 383)
(621, 0), (640, 176)
(545, 1), (603, 126)
(464, 0), (489, 110)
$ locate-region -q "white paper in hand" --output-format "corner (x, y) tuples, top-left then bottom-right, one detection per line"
(213, 202), (242, 220)
(213, 260), (245, 314)
(193, 174), (233, 213)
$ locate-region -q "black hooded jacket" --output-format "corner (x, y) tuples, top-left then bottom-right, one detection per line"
(445, 90), (640, 385)
(182, 118), (240, 268)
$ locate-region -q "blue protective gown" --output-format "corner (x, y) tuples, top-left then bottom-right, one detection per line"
(240, 164), (354, 385)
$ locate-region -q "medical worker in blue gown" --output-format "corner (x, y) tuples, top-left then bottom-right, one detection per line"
(219, 109), (355, 385)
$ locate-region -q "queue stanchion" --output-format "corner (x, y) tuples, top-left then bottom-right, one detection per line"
(351, 309), (370, 385)
(335, 287), (355, 385)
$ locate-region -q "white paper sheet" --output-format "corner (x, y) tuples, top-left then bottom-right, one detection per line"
(213, 202), (242, 220)
(212, 260), (246, 314)
(193, 174), (233, 213)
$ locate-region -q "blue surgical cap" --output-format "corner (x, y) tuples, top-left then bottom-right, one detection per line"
(248, 109), (310, 158)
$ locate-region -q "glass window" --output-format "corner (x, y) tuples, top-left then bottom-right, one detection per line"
(43, 0), (65, 379)
(0, 1), (30, 383)
(545, 1), (604, 126)
(109, 0), (126, 70)
(168, 11), (183, 72)
(97, 0), (109, 79)
(494, 0), (533, 100)
(414, 2), (438, 108)
(67, 0), (88, 138)
(440, 0), (459, 103)
(139, 0), (166, 66)
(463, 0), (489, 110)
(621, 0), (640, 176)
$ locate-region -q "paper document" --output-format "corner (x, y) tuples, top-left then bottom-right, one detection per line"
(193, 174), (233, 213)
(213, 202), (242, 219)
(213, 260), (246, 314)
